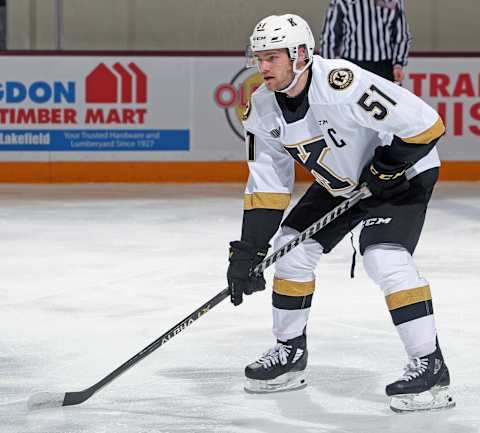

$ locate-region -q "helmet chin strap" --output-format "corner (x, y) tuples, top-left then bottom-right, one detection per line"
(276, 57), (312, 94)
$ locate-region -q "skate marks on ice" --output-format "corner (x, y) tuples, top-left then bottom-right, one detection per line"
(243, 365), (469, 433)
(151, 365), (472, 433)
(0, 345), (53, 411)
(2, 334), (472, 433)
(0, 364), (474, 433)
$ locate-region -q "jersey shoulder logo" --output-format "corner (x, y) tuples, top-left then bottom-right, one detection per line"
(328, 68), (354, 90)
(241, 100), (251, 121)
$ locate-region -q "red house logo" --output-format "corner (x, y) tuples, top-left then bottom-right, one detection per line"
(85, 62), (147, 103)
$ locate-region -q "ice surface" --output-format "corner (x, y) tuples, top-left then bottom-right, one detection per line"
(0, 183), (479, 433)
(27, 392), (65, 411)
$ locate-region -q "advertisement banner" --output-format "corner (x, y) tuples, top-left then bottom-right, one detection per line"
(403, 57), (480, 160)
(0, 57), (191, 161)
(0, 55), (478, 164)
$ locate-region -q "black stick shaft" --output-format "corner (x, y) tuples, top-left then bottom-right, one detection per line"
(96, 288), (229, 390)
(61, 185), (370, 406)
(63, 288), (230, 405)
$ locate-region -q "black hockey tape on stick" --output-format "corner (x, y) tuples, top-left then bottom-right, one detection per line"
(27, 184), (371, 410)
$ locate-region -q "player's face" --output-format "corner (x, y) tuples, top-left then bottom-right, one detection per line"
(254, 49), (294, 91)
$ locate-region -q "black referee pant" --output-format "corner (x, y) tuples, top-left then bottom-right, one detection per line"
(343, 58), (394, 82)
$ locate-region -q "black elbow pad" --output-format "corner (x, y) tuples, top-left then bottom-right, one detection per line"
(386, 135), (441, 165)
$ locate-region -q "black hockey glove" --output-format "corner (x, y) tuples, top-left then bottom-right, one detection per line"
(360, 146), (410, 201)
(227, 240), (269, 306)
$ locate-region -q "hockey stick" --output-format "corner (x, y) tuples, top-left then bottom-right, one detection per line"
(27, 185), (371, 410)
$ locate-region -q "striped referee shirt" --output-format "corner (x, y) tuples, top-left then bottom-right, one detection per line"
(320, 0), (412, 66)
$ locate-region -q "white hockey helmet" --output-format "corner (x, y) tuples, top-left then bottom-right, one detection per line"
(247, 14), (315, 66)
(246, 14), (315, 92)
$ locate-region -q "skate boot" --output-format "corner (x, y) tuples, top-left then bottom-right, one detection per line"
(244, 334), (307, 394)
(386, 343), (455, 413)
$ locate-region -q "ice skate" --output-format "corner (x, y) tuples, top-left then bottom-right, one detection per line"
(386, 344), (455, 413)
(244, 334), (307, 394)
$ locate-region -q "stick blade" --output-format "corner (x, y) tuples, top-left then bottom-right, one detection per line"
(27, 392), (66, 411)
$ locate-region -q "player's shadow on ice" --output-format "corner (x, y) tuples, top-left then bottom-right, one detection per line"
(152, 365), (471, 433)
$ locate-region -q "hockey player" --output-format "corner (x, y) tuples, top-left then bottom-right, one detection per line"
(226, 13), (455, 412)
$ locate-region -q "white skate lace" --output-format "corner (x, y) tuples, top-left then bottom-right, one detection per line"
(399, 357), (429, 381)
(257, 344), (292, 369)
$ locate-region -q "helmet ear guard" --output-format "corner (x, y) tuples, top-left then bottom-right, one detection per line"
(288, 44), (310, 63)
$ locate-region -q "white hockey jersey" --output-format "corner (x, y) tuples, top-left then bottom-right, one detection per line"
(242, 56), (444, 211)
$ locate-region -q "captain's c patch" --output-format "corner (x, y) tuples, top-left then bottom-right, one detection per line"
(328, 68), (354, 90)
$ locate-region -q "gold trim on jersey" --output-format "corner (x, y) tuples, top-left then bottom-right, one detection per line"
(402, 117), (445, 144)
(273, 277), (315, 297)
(243, 192), (291, 210)
(385, 285), (432, 310)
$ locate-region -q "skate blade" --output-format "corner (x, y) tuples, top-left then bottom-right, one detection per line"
(390, 386), (456, 413)
(244, 371), (307, 394)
